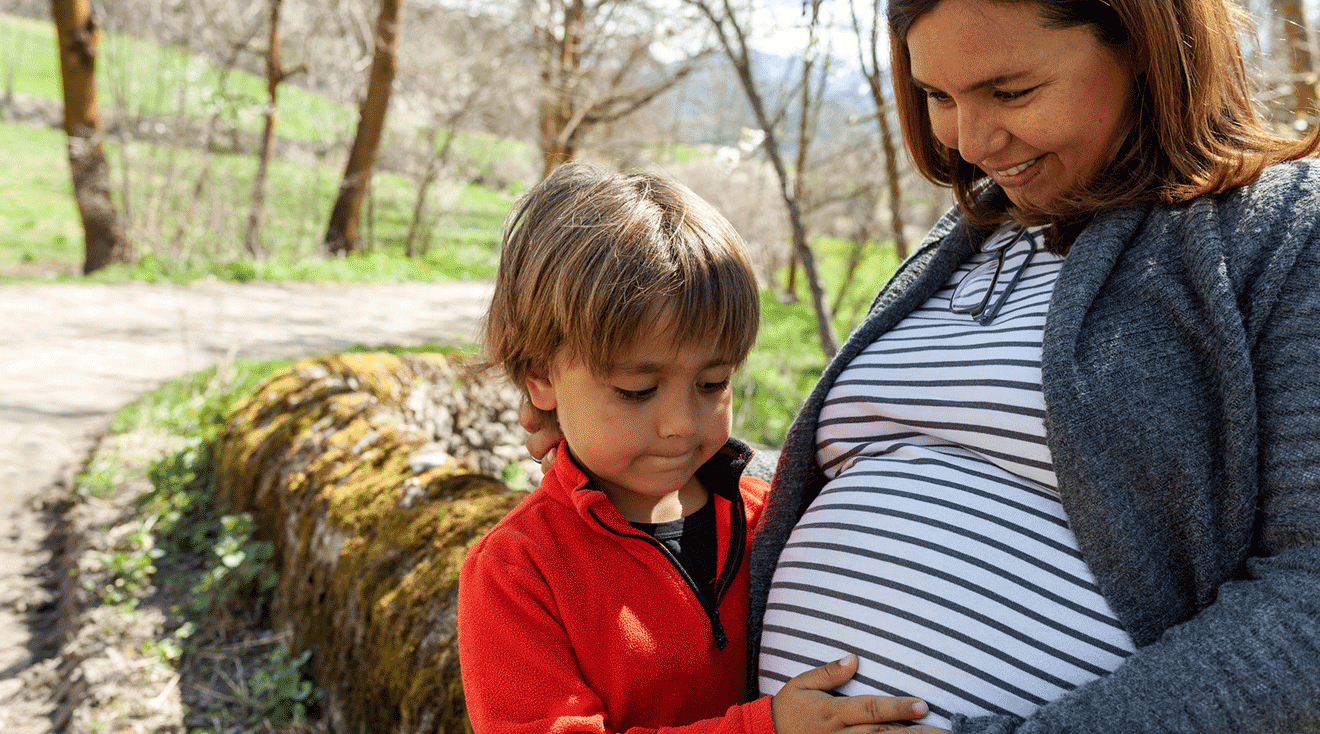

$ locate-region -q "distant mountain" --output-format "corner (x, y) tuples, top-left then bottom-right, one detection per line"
(665, 46), (882, 150)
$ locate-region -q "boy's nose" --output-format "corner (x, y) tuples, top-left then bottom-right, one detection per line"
(658, 392), (699, 438)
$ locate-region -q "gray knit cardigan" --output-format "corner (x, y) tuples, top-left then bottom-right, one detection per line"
(747, 160), (1320, 733)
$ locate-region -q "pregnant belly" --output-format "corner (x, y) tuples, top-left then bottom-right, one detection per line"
(757, 470), (1134, 727)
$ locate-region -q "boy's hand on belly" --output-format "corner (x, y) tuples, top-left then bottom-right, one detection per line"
(770, 654), (931, 734)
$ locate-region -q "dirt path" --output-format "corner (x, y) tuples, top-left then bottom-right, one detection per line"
(0, 279), (493, 733)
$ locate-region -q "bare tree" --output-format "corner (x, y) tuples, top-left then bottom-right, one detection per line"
(245, 0), (305, 258)
(325, 0), (403, 256)
(392, 6), (523, 258)
(165, 11), (265, 260)
(852, 0), (909, 261)
(403, 90), (484, 258)
(51, 0), (131, 274)
(1277, 0), (1317, 124)
(783, 0), (829, 299)
(526, 0), (709, 178)
(686, 0), (839, 357)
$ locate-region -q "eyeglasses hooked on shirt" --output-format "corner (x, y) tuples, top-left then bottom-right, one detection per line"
(949, 223), (1042, 326)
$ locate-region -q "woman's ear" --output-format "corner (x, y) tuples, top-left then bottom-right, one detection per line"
(526, 370), (558, 412)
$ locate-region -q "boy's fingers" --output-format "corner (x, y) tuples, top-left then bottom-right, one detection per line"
(785, 654), (859, 693)
(838, 696), (928, 727)
(518, 400), (542, 433)
(837, 721), (932, 734)
(526, 429), (556, 461)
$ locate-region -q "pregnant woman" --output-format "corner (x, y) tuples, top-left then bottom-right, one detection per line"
(749, 0), (1320, 732)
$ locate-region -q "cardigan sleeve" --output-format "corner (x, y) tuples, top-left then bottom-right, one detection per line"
(951, 181), (1320, 734)
(458, 543), (777, 734)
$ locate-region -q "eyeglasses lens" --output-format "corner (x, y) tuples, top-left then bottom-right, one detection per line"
(949, 258), (1003, 316)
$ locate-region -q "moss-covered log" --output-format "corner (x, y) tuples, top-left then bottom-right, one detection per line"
(213, 352), (530, 734)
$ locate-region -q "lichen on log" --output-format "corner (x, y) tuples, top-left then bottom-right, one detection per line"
(213, 352), (530, 734)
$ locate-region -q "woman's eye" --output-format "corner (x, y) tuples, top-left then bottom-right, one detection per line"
(994, 87), (1033, 102)
(614, 386), (655, 402)
(924, 89), (953, 106)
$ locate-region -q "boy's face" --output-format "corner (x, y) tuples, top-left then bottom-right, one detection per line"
(526, 321), (735, 524)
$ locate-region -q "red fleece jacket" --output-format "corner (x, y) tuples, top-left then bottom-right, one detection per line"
(458, 439), (773, 734)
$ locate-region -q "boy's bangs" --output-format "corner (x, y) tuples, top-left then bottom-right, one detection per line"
(567, 257), (759, 378)
(664, 267), (759, 363)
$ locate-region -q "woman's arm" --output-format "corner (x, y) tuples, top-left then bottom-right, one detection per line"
(953, 188), (1320, 734)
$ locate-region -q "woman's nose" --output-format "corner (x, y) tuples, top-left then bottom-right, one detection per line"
(957, 107), (1008, 166)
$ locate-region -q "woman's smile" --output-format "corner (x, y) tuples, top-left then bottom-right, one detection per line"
(993, 156), (1042, 178)
(907, 0), (1136, 210)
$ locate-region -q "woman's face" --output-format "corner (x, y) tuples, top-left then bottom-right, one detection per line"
(906, 0), (1136, 210)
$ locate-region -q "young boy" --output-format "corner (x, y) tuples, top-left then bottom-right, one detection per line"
(458, 162), (927, 734)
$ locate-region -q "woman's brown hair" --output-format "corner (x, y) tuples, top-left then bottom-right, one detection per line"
(888, 0), (1320, 249)
(483, 161), (760, 424)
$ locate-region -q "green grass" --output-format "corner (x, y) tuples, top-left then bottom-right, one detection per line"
(0, 115), (515, 282)
(806, 235), (906, 335)
(111, 358), (297, 436)
(0, 121), (83, 264)
(0, 9), (521, 282)
(1, 13), (355, 145)
(733, 240), (903, 447)
(0, 15), (65, 100)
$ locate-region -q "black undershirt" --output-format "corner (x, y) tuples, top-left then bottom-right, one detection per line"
(630, 498), (717, 606)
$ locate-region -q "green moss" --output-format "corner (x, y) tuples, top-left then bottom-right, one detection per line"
(214, 352), (524, 733)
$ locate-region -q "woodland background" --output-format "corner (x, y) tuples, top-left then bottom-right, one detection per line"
(5, 3), (1318, 730)
(6, 0), (1320, 362)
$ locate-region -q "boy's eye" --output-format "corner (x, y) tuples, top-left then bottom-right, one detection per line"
(614, 386), (655, 402)
(699, 378), (731, 394)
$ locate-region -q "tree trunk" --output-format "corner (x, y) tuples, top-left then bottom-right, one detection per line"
(51, 0), (131, 275)
(325, 0), (403, 256)
(1278, 0), (1317, 121)
(244, 0), (290, 259)
(857, 0), (909, 261)
(538, 96), (577, 178)
(690, 0), (838, 357)
(537, 0), (586, 179)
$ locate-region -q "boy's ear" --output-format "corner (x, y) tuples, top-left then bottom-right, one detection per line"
(526, 371), (558, 412)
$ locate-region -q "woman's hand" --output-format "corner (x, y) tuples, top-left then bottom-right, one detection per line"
(520, 400), (563, 471)
(771, 654), (930, 734)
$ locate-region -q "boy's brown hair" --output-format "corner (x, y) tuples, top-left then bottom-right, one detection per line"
(483, 161), (760, 423)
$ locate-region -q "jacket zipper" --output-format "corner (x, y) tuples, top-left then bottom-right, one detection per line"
(588, 499), (746, 650)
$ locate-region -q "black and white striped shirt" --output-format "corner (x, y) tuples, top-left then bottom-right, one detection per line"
(758, 225), (1135, 728)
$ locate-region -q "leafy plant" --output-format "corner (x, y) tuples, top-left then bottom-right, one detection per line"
(86, 516), (166, 607)
(187, 513), (278, 615)
(141, 620), (195, 665)
(245, 644), (322, 727)
(75, 454), (127, 499)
